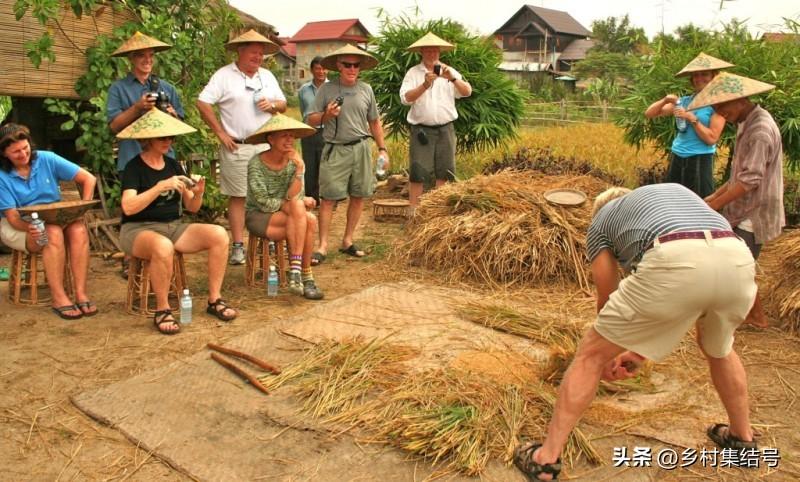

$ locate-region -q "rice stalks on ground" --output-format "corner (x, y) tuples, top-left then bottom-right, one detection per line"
(761, 230), (800, 333)
(398, 171), (611, 291)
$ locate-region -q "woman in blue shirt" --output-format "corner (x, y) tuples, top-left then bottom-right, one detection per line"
(645, 53), (733, 197)
(0, 123), (97, 319)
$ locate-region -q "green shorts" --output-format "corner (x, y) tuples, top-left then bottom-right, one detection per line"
(409, 123), (456, 184)
(319, 139), (375, 201)
(245, 210), (274, 236)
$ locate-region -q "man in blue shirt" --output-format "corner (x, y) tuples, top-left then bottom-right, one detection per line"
(297, 56), (327, 205)
(107, 32), (185, 173)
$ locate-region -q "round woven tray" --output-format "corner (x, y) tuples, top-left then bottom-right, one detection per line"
(17, 200), (100, 226)
(373, 199), (410, 222)
(543, 188), (587, 207)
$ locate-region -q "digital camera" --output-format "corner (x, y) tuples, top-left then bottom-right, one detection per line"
(148, 76), (171, 112)
(335, 96), (344, 107)
(433, 64), (441, 76)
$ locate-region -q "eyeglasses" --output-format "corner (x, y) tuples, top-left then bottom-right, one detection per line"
(340, 61), (361, 69)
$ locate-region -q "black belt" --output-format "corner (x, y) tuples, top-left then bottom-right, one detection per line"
(415, 122), (453, 129)
(326, 137), (368, 147)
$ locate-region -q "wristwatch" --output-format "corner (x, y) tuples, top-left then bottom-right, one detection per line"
(269, 102), (276, 112)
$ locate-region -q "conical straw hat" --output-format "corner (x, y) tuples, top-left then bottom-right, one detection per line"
(407, 32), (455, 52)
(111, 31), (172, 57)
(245, 114), (316, 144)
(687, 72), (775, 110)
(675, 52), (734, 77)
(320, 44), (378, 71)
(225, 29), (280, 54)
(116, 108), (197, 139)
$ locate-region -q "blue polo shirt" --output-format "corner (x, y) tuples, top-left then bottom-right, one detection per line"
(0, 150), (80, 217)
(298, 79), (327, 125)
(107, 73), (185, 171)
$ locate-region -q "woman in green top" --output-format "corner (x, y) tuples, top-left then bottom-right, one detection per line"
(245, 114), (323, 299)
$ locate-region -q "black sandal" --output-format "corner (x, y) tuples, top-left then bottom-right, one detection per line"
(513, 441), (562, 481)
(206, 298), (238, 322)
(707, 423), (757, 450)
(153, 309), (181, 335)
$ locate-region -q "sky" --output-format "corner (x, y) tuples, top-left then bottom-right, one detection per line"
(230, 0), (799, 40)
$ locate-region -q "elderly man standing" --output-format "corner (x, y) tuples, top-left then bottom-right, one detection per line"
(400, 32), (471, 215)
(306, 45), (388, 261)
(197, 30), (287, 265)
(513, 183), (758, 481)
(298, 56), (328, 206)
(690, 73), (784, 328)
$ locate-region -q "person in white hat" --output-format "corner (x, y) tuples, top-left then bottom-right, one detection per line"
(118, 109), (239, 334)
(644, 53), (732, 198)
(197, 29), (287, 266)
(691, 72), (784, 328)
(400, 32), (472, 215)
(306, 45), (388, 261)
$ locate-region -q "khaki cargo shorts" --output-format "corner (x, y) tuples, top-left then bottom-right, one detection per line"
(319, 139), (375, 201)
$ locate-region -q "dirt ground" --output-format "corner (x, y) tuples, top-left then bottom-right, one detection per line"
(1, 197), (800, 481)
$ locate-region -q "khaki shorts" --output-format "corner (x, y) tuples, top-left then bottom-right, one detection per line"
(245, 210), (274, 237)
(594, 236), (757, 361)
(0, 218), (28, 252)
(219, 143), (268, 197)
(319, 139), (375, 201)
(409, 123), (456, 184)
(120, 220), (191, 255)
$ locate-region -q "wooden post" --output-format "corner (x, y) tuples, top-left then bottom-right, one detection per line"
(560, 99), (567, 121)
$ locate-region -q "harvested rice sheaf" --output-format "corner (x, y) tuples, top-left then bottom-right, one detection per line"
(399, 171), (610, 291)
(761, 229), (800, 333)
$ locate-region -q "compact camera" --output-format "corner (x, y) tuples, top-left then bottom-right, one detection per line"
(433, 64), (441, 76)
(334, 96), (344, 107)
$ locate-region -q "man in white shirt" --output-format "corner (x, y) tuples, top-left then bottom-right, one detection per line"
(197, 30), (287, 265)
(399, 32), (472, 214)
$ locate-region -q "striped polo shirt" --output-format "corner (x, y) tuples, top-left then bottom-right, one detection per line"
(587, 183), (731, 271)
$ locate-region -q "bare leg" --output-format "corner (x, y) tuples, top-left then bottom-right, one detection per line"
(408, 182), (424, 207)
(434, 179), (447, 188)
(173, 224), (231, 307)
(342, 196), (364, 249)
(228, 196), (246, 244)
(743, 290), (767, 328)
(317, 199), (335, 255)
(37, 225), (79, 316)
(281, 199), (306, 257)
(131, 231), (174, 312)
(64, 221), (92, 311)
(303, 213), (318, 270)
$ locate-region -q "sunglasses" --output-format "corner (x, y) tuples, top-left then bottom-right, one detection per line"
(155, 136), (175, 141)
(340, 61), (361, 69)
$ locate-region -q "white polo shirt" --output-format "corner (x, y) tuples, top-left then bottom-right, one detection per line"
(399, 63), (467, 126)
(198, 62), (286, 140)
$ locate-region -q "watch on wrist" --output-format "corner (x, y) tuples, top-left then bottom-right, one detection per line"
(378, 147), (387, 152)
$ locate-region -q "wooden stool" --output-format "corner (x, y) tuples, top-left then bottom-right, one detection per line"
(126, 253), (187, 316)
(373, 199), (410, 222)
(7, 249), (74, 306)
(245, 234), (287, 288)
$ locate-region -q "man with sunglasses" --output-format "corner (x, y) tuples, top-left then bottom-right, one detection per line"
(197, 30), (287, 265)
(306, 45), (388, 261)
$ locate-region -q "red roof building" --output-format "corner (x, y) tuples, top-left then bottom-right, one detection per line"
(289, 19), (371, 84)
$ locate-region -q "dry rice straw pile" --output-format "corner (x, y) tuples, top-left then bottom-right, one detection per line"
(761, 229), (800, 333)
(398, 170), (610, 291)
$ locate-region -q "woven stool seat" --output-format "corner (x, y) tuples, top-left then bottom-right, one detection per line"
(7, 249), (74, 306)
(245, 234), (287, 288)
(126, 253), (187, 315)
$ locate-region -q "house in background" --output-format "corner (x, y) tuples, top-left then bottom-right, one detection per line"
(290, 19), (370, 83)
(493, 5), (592, 83)
(274, 37), (298, 91)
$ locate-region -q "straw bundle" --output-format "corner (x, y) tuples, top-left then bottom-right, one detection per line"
(761, 229), (800, 333)
(398, 171), (609, 291)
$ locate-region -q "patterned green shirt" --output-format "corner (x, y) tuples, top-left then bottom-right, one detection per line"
(246, 154), (303, 213)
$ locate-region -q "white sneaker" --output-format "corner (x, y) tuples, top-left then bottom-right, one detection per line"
(229, 244), (245, 265)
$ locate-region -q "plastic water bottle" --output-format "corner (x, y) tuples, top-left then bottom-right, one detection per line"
(179, 289), (192, 325)
(267, 266), (279, 297)
(675, 97), (688, 133)
(30, 212), (48, 247)
(268, 240), (276, 257)
(376, 154), (388, 180)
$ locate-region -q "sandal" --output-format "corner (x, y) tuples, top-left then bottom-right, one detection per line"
(76, 300), (99, 317)
(513, 441), (562, 481)
(52, 304), (83, 320)
(707, 423), (757, 450)
(154, 309), (181, 335)
(206, 298), (238, 322)
(339, 243), (365, 258)
(310, 252), (326, 266)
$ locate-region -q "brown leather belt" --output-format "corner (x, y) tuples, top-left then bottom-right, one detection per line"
(648, 230), (737, 250)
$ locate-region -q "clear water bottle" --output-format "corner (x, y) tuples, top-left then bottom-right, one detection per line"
(675, 97), (688, 133)
(376, 154), (388, 180)
(179, 288), (192, 325)
(267, 266), (279, 297)
(268, 240), (276, 257)
(30, 212), (48, 247)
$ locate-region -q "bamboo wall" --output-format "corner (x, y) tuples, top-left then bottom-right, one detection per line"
(0, 2), (135, 100)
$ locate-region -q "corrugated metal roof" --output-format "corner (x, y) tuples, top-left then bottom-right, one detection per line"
(495, 5), (591, 37)
(290, 19), (370, 43)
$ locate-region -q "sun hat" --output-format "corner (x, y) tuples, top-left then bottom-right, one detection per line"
(111, 31), (172, 57)
(320, 44), (378, 71)
(225, 29), (279, 54)
(407, 32), (455, 53)
(116, 108), (197, 139)
(245, 114), (316, 144)
(687, 72), (776, 110)
(675, 52), (734, 77)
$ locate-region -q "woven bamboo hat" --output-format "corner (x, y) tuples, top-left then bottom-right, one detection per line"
(675, 52), (734, 77)
(245, 114), (316, 144)
(116, 108), (197, 139)
(320, 44), (378, 71)
(225, 29), (279, 54)
(112, 31), (172, 57)
(407, 32), (455, 53)
(687, 72), (776, 110)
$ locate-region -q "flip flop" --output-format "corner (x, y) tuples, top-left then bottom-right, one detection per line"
(311, 252), (326, 266)
(76, 300), (99, 317)
(339, 244), (365, 258)
(52, 304), (83, 320)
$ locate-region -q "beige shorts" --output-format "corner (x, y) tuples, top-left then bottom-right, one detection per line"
(218, 143), (268, 197)
(0, 218), (28, 252)
(120, 220), (191, 255)
(594, 236), (757, 361)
